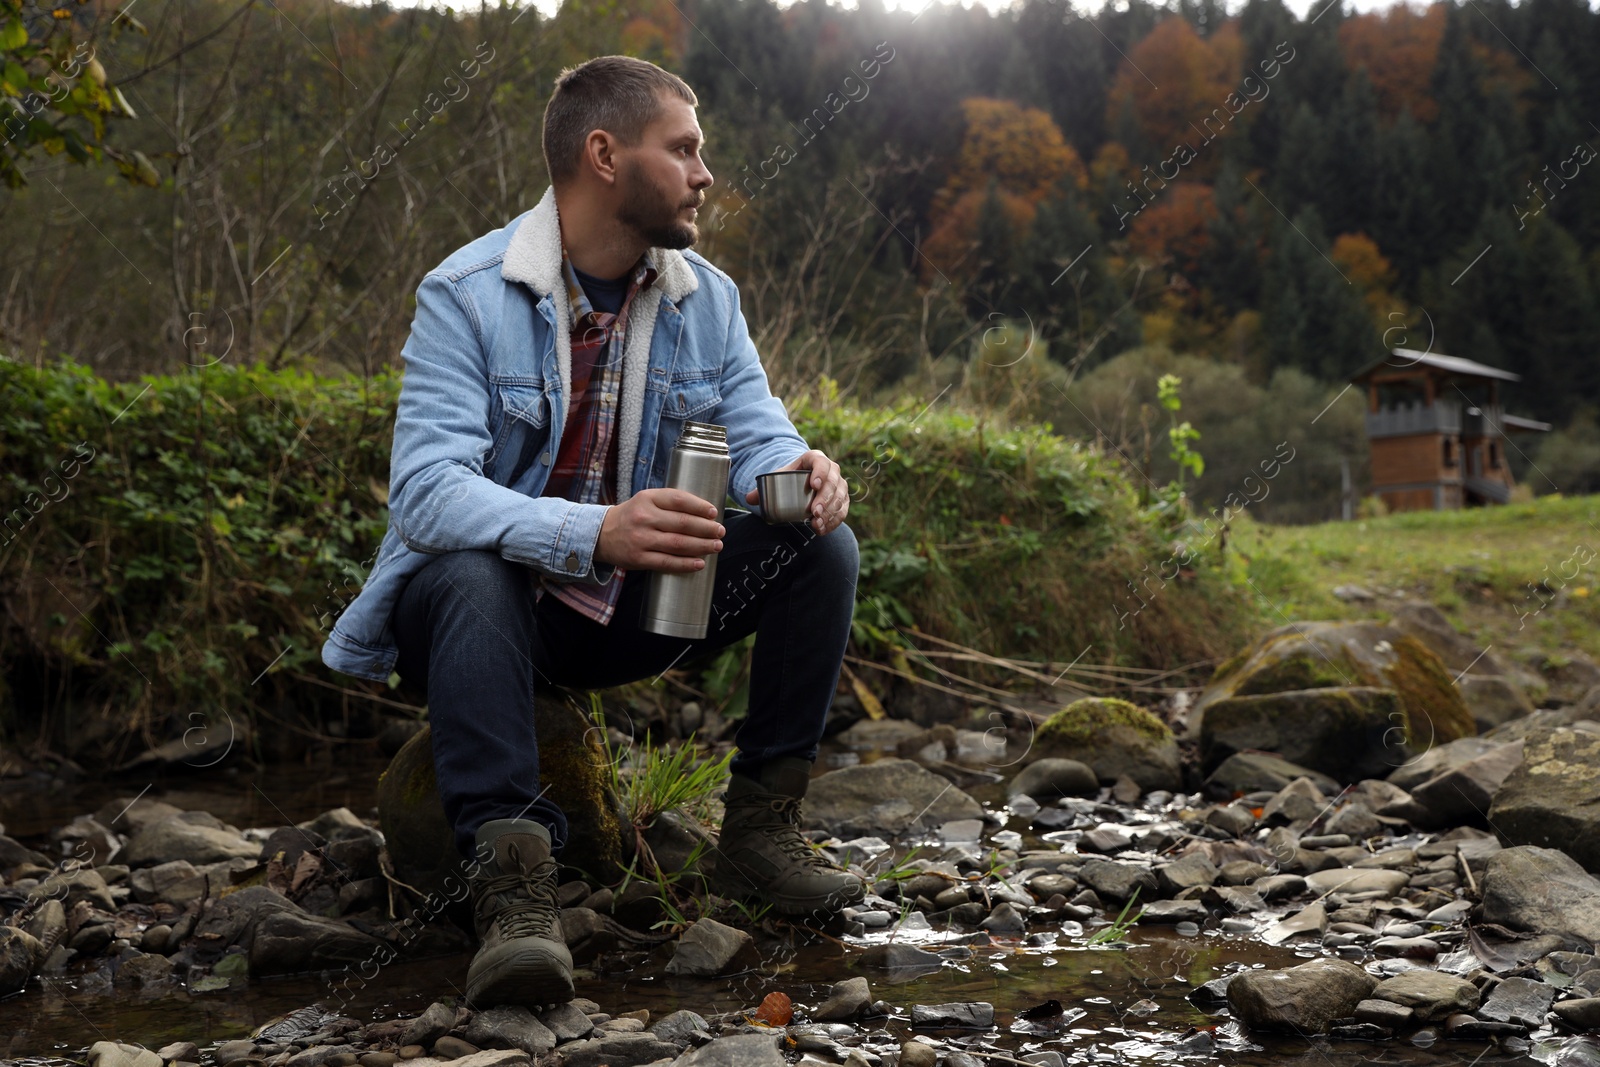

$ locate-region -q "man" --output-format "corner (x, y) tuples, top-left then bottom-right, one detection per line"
(319, 55), (865, 1009)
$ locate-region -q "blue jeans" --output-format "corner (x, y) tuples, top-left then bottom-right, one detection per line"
(391, 510), (859, 859)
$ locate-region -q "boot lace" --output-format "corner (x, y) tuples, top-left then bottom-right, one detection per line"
(475, 843), (560, 940)
(765, 796), (844, 871)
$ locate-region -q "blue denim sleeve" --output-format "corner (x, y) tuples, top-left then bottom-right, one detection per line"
(710, 275), (811, 501)
(386, 272), (610, 582)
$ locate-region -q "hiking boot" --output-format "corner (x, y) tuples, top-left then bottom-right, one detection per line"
(709, 756), (866, 918)
(464, 818), (573, 1008)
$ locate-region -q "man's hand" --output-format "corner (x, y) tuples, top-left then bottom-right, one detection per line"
(595, 488), (724, 571)
(745, 449), (849, 535)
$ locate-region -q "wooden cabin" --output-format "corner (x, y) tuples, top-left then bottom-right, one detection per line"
(1350, 349), (1550, 513)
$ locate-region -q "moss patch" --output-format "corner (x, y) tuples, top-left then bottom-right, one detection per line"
(1038, 697), (1173, 748)
(1232, 645), (1360, 696)
(1380, 634), (1477, 748)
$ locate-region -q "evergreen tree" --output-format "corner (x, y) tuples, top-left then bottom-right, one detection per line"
(1372, 108), (1440, 289)
(1260, 206), (1383, 379)
(1199, 159), (1266, 313)
(967, 176), (1018, 319)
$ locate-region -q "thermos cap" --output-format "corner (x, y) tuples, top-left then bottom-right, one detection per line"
(678, 421), (728, 454)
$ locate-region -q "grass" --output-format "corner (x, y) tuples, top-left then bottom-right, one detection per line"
(1231, 493), (1600, 668)
(1084, 886), (1146, 946)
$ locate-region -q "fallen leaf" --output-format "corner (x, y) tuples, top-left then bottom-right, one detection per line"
(755, 991), (793, 1026)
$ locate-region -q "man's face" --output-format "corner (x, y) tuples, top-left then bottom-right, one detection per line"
(613, 96), (714, 250)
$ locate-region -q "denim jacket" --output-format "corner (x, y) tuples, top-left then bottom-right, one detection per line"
(320, 184), (810, 682)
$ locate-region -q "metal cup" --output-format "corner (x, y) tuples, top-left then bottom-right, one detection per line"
(756, 469), (814, 524)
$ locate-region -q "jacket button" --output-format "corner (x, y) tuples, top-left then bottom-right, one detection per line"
(541, 450), (552, 465)
(566, 551), (580, 572)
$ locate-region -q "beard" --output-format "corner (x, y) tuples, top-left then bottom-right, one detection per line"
(616, 160), (700, 250)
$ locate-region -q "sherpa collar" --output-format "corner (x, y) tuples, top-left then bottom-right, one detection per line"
(500, 183), (701, 499)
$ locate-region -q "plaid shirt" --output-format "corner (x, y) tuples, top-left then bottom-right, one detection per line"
(534, 248), (659, 625)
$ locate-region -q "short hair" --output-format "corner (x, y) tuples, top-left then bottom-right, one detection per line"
(542, 56), (698, 187)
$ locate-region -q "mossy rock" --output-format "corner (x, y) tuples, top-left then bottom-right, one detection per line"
(1194, 621), (1475, 759)
(1033, 697), (1180, 790)
(1199, 686), (1409, 782)
(377, 688), (626, 899)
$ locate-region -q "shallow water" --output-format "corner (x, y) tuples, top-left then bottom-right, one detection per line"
(0, 744), (1586, 1066)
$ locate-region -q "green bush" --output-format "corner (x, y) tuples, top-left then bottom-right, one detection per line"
(0, 358), (1259, 757)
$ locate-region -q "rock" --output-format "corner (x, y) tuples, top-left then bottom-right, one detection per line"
(1032, 698), (1180, 791)
(432, 1037), (478, 1060)
(400, 1054), (527, 1067)
(0, 926), (42, 995)
(1332, 584), (1376, 602)
(537, 1003), (594, 1043)
(1203, 753), (1341, 798)
(27, 867), (116, 911)
(897, 1042), (938, 1067)
(812, 977), (872, 1021)
(1077, 859), (1157, 904)
(1388, 737), (1506, 792)
(1226, 957), (1378, 1033)
(837, 718), (926, 749)
(1408, 739), (1525, 828)
(1553, 998), (1600, 1030)
(285, 1048), (349, 1067)
(1078, 828), (1133, 854)
(1261, 777), (1327, 826)
(462, 1006), (557, 1055)
(980, 902), (1027, 935)
(663, 918), (755, 977)
(1008, 759), (1098, 801)
(1480, 845), (1600, 946)
(128, 859), (208, 908)
(114, 952), (176, 986)
(1389, 602), (1517, 678)
(1479, 976), (1556, 1027)
(51, 816), (122, 865)
(0, 833), (50, 871)
(1200, 687), (1411, 782)
(1458, 675), (1536, 733)
(248, 904), (387, 976)
(1370, 971), (1481, 1022)
(1138, 900), (1208, 924)
(95, 797), (186, 835)
(379, 697), (625, 900)
(1206, 804), (1257, 837)
(88, 1042), (164, 1067)
(802, 759), (983, 837)
(670, 1034), (784, 1066)
(910, 1002), (995, 1028)
(648, 1009), (708, 1043)
(1353, 998), (1414, 1027)
(555, 1032), (676, 1067)
(299, 807), (367, 838)
(213, 1040), (258, 1065)
(858, 943), (943, 974)
(400, 1003), (458, 1049)
(119, 814), (259, 867)
(1156, 852), (1219, 897)
(1488, 728), (1600, 872)
(1303, 868), (1410, 897)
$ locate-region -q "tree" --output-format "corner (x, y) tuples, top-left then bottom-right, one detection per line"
(1260, 205), (1383, 380)
(1105, 15), (1242, 174)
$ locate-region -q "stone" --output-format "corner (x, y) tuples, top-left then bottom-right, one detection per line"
(1353, 999), (1414, 1027)
(1156, 852), (1219, 897)
(462, 1006), (557, 1056)
(537, 1003), (595, 1043)
(802, 759), (983, 837)
(1303, 868), (1410, 897)
(1479, 976), (1556, 1027)
(910, 1002), (995, 1029)
(663, 918), (755, 977)
(858, 943), (943, 974)
(1226, 957), (1378, 1033)
(213, 1040), (258, 1065)
(1371, 971), (1481, 1022)
(118, 814), (260, 868)
(838, 718), (926, 750)
(1201, 688), (1412, 783)
(1195, 621), (1475, 770)
(400, 1054), (527, 1067)
(1458, 675), (1536, 733)
(400, 1003), (457, 1049)
(249, 905), (388, 976)
(0, 833), (51, 871)
(647, 1009), (708, 1043)
(897, 1042), (938, 1067)
(1203, 753), (1341, 798)
(285, 1048), (349, 1067)
(1387, 737), (1504, 792)
(1487, 728), (1600, 872)
(1553, 998), (1600, 1030)
(812, 977), (872, 1021)
(1324, 803), (1382, 840)
(1408, 740), (1526, 828)
(157, 1042), (201, 1063)
(1032, 698), (1180, 791)
(128, 860), (208, 909)
(431, 1037), (478, 1060)
(379, 702), (625, 900)
(95, 797), (186, 835)
(1138, 899), (1208, 924)
(1261, 777), (1328, 826)
(1077, 859), (1157, 904)
(554, 1033), (676, 1067)
(0, 926), (42, 995)
(115, 952), (176, 986)
(979, 902), (1026, 935)
(670, 1034), (784, 1066)
(1008, 758), (1099, 801)
(88, 1042), (163, 1067)
(1480, 845), (1600, 946)
(26, 867), (116, 911)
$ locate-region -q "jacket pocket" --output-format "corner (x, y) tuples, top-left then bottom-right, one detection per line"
(662, 373), (722, 422)
(488, 380), (550, 474)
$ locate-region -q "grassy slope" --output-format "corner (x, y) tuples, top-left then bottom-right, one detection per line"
(1231, 494), (1600, 669)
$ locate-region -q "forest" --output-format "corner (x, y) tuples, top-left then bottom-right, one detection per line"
(2, 0), (1599, 520)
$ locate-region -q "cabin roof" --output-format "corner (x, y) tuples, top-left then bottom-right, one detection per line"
(1351, 348), (1522, 384)
(1501, 414), (1553, 433)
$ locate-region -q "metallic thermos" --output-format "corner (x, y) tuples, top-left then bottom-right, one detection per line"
(641, 421), (730, 639)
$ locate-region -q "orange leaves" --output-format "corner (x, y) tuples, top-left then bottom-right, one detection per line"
(1129, 182), (1217, 276)
(1339, 3), (1446, 122)
(1107, 17), (1243, 164)
(754, 992), (793, 1026)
